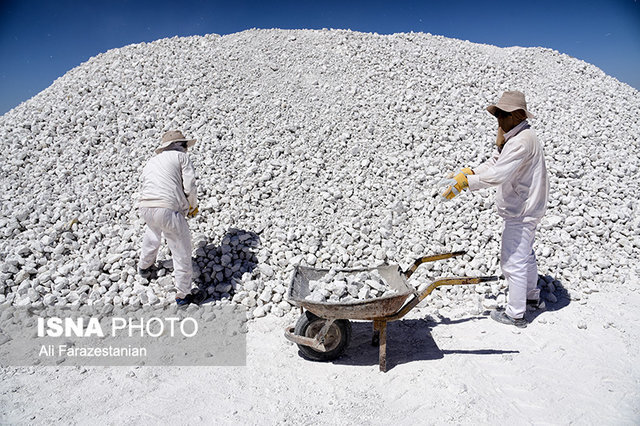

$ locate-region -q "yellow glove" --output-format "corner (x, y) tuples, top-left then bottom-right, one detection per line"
(187, 206), (199, 218)
(440, 172), (469, 200)
(447, 167), (474, 178)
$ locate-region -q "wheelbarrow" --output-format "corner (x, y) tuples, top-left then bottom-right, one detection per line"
(284, 251), (498, 372)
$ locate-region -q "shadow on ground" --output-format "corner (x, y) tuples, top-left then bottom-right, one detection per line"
(192, 228), (261, 302)
(292, 274), (571, 371)
(318, 317), (519, 371)
(483, 273), (571, 323)
(527, 275), (571, 323)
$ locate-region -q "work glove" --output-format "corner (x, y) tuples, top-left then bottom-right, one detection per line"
(446, 167), (474, 179)
(440, 171), (470, 200)
(187, 206), (199, 218)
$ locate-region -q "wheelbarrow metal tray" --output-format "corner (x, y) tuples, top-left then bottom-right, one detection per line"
(287, 264), (415, 320)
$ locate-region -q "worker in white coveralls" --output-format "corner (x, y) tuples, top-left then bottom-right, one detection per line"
(440, 91), (549, 328)
(137, 130), (205, 305)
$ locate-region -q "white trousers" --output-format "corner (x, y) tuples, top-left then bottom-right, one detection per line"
(501, 218), (541, 319)
(138, 207), (193, 298)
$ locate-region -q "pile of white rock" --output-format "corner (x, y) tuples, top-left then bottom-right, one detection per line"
(305, 269), (397, 303)
(0, 29), (638, 319)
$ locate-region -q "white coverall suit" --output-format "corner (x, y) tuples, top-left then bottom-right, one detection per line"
(138, 147), (198, 299)
(467, 121), (549, 319)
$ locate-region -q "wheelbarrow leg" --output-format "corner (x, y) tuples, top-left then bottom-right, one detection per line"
(373, 319), (388, 372)
(371, 323), (380, 346)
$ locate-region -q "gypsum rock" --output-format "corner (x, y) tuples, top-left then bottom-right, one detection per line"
(0, 29), (638, 318)
(305, 268), (397, 303)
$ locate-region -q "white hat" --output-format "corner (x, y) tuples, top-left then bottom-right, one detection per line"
(486, 90), (535, 119)
(155, 130), (196, 154)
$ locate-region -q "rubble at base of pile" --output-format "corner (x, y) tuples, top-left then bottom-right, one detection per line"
(0, 29), (638, 318)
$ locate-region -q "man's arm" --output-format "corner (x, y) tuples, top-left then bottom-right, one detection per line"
(467, 140), (530, 191)
(181, 155), (198, 209)
(472, 149), (499, 176)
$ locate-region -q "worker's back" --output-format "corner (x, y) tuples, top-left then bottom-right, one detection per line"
(139, 149), (192, 214)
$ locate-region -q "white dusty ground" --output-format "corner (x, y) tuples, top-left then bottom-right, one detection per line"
(2, 283), (639, 425)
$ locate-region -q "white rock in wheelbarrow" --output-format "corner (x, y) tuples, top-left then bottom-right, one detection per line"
(305, 268), (398, 303)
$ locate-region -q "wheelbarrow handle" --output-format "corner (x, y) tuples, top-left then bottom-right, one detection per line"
(403, 251), (466, 278)
(386, 275), (498, 321)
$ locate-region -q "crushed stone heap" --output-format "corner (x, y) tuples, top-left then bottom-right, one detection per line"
(0, 29), (639, 318)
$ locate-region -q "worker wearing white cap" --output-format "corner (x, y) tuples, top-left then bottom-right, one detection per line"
(440, 91), (549, 327)
(137, 130), (203, 305)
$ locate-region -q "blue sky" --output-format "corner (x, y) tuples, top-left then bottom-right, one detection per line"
(1, 0), (638, 115)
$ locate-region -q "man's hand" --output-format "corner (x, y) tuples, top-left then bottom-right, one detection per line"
(440, 172), (469, 200)
(446, 167), (474, 178)
(187, 206), (199, 218)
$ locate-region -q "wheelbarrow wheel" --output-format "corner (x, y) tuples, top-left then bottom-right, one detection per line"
(294, 311), (351, 362)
